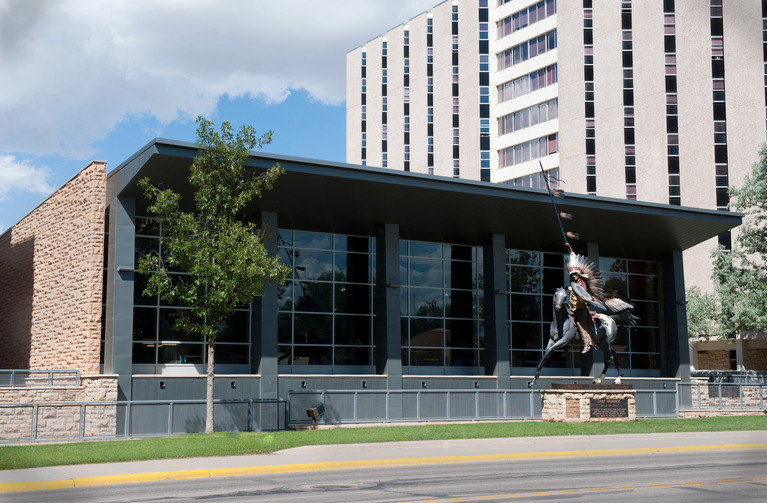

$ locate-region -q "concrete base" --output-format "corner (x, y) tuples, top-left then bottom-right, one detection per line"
(542, 384), (636, 422)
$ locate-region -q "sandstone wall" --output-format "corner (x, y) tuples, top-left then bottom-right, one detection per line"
(0, 376), (117, 441)
(0, 162), (106, 374)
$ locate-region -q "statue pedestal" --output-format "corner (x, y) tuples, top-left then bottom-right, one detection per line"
(541, 384), (636, 422)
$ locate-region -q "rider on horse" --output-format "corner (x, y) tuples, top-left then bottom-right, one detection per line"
(566, 252), (605, 354)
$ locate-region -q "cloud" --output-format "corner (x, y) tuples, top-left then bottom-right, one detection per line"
(0, 0), (437, 159)
(0, 154), (55, 199)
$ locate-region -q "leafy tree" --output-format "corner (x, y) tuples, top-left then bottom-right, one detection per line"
(137, 117), (290, 433)
(687, 144), (767, 341)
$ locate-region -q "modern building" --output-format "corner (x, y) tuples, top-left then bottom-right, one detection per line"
(0, 139), (743, 431)
(345, 0), (766, 293)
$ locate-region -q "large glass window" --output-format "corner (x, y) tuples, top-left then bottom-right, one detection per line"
(131, 217), (250, 373)
(507, 250), (567, 370)
(600, 257), (661, 373)
(400, 240), (484, 371)
(277, 230), (375, 371)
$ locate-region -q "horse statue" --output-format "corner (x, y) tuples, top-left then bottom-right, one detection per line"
(527, 287), (637, 387)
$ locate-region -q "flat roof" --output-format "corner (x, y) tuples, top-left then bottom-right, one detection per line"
(109, 139), (742, 261)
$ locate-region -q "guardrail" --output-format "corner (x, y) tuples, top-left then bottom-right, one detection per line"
(0, 369), (81, 388)
(0, 398), (287, 443)
(679, 382), (765, 410)
(287, 387), (684, 427)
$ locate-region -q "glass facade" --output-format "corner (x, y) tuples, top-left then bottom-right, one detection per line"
(507, 250), (568, 370)
(399, 240), (484, 371)
(277, 230), (376, 371)
(127, 221), (661, 377)
(131, 217), (251, 374)
(600, 257), (661, 373)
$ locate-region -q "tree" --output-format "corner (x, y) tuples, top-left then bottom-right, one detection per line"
(137, 117), (290, 433)
(687, 144), (767, 341)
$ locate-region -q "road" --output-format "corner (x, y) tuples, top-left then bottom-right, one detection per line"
(2, 431), (766, 502)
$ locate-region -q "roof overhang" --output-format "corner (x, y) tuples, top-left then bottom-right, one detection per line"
(108, 139), (742, 261)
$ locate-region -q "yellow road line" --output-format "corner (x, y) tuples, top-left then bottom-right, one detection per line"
(403, 476), (767, 502)
(2, 442), (766, 493)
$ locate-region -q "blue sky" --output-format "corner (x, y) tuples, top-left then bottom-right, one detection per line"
(0, 0), (438, 233)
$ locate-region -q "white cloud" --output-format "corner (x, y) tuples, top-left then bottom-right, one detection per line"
(0, 0), (437, 159)
(0, 154), (55, 199)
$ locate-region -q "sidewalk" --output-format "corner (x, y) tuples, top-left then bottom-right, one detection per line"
(2, 430), (767, 493)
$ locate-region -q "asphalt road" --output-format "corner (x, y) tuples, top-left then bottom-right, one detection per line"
(2, 431), (766, 502)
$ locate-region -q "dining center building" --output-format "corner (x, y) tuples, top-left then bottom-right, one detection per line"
(0, 139), (742, 433)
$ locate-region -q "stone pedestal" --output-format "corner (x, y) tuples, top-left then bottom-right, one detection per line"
(541, 384), (636, 422)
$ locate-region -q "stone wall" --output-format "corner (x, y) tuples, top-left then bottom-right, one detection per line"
(696, 349), (731, 370)
(0, 162), (106, 374)
(0, 376), (117, 441)
(747, 348), (767, 371)
(541, 387), (637, 422)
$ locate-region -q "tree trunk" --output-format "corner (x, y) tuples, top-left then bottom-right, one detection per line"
(205, 337), (215, 433)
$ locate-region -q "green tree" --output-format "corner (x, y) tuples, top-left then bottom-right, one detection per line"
(137, 117), (290, 433)
(687, 144), (767, 341)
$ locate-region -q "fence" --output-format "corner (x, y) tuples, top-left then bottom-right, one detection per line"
(0, 369), (80, 388)
(679, 382), (765, 410)
(0, 398), (286, 443)
(287, 387), (680, 427)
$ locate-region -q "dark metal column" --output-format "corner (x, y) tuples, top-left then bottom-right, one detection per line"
(104, 196), (135, 402)
(662, 249), (690, 380)
(483, 234), (510, 389)
(251, 211), (279, 398)
(375, 223), (403, 389)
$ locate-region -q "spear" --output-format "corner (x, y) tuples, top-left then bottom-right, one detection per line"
(539, 160), (576, 254)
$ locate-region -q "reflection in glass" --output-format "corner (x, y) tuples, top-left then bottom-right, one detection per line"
(159, 308), (202, 342)
(511, 294), (541, 321)
(159, 343), (203, 364)
(293, 345), (332, 365)
(294, 282), (333, 313)
(335, 315), (372, 346)
(409, 241), (443, 258)
(409, 258), (443, 288)
(294, 314), (332, 345)
(509, 266), (541, 293)
(629, 275), (656, 300)
(410, 348), (444, 366)
(133, 307), (157, 341)
(217, 310), (249, 343)
(294, 231), (332, 250)
(214, 344), (248, 364)
(133, 343), (155, 364)
(409, 319), (443, 347)
(294, 249), (333, 281)
(410, 288), (444, 317)
(511, 321), (541, 349)
(334, 347), (372, 366)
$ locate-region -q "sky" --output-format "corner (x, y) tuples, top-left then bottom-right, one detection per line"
(0, 0), (440, 233)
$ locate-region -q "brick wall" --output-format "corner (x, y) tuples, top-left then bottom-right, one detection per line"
(696, 350), (730, 370)
(0, 162), (106, 374)
(747, 348), (767, 371)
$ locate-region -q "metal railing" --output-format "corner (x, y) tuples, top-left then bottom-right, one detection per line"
(0, 398), (287, 443)
(287, 387), (686, 427)
(288, 389), (542, 427)
(679, 382), (765, 410)
(0, 369), (81, 388)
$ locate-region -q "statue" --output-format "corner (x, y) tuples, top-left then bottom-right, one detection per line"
(527, 252), (638, 388)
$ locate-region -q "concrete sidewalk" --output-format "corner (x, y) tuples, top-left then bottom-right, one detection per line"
(2, 430), (767, 493)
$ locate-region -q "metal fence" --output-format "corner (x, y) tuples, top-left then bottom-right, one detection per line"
(0, 369), (80, 388)
(679, 382), (765, 410)
(287, 387), (681, 427)
(0, 398), (287, 443)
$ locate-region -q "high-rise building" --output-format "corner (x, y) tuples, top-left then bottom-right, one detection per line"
(346, 0), (766, 291)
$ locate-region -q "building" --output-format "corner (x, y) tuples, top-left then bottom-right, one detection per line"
(345, 0), (766, 294)
(0, 139), (742, 432)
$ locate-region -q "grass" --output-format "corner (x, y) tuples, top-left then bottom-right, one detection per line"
(1, 415), (765, 471)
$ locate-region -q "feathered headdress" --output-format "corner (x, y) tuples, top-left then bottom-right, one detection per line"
(567, 253), (605, 305)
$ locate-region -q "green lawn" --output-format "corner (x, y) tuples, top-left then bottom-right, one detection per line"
(1, 415), (765, 471)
